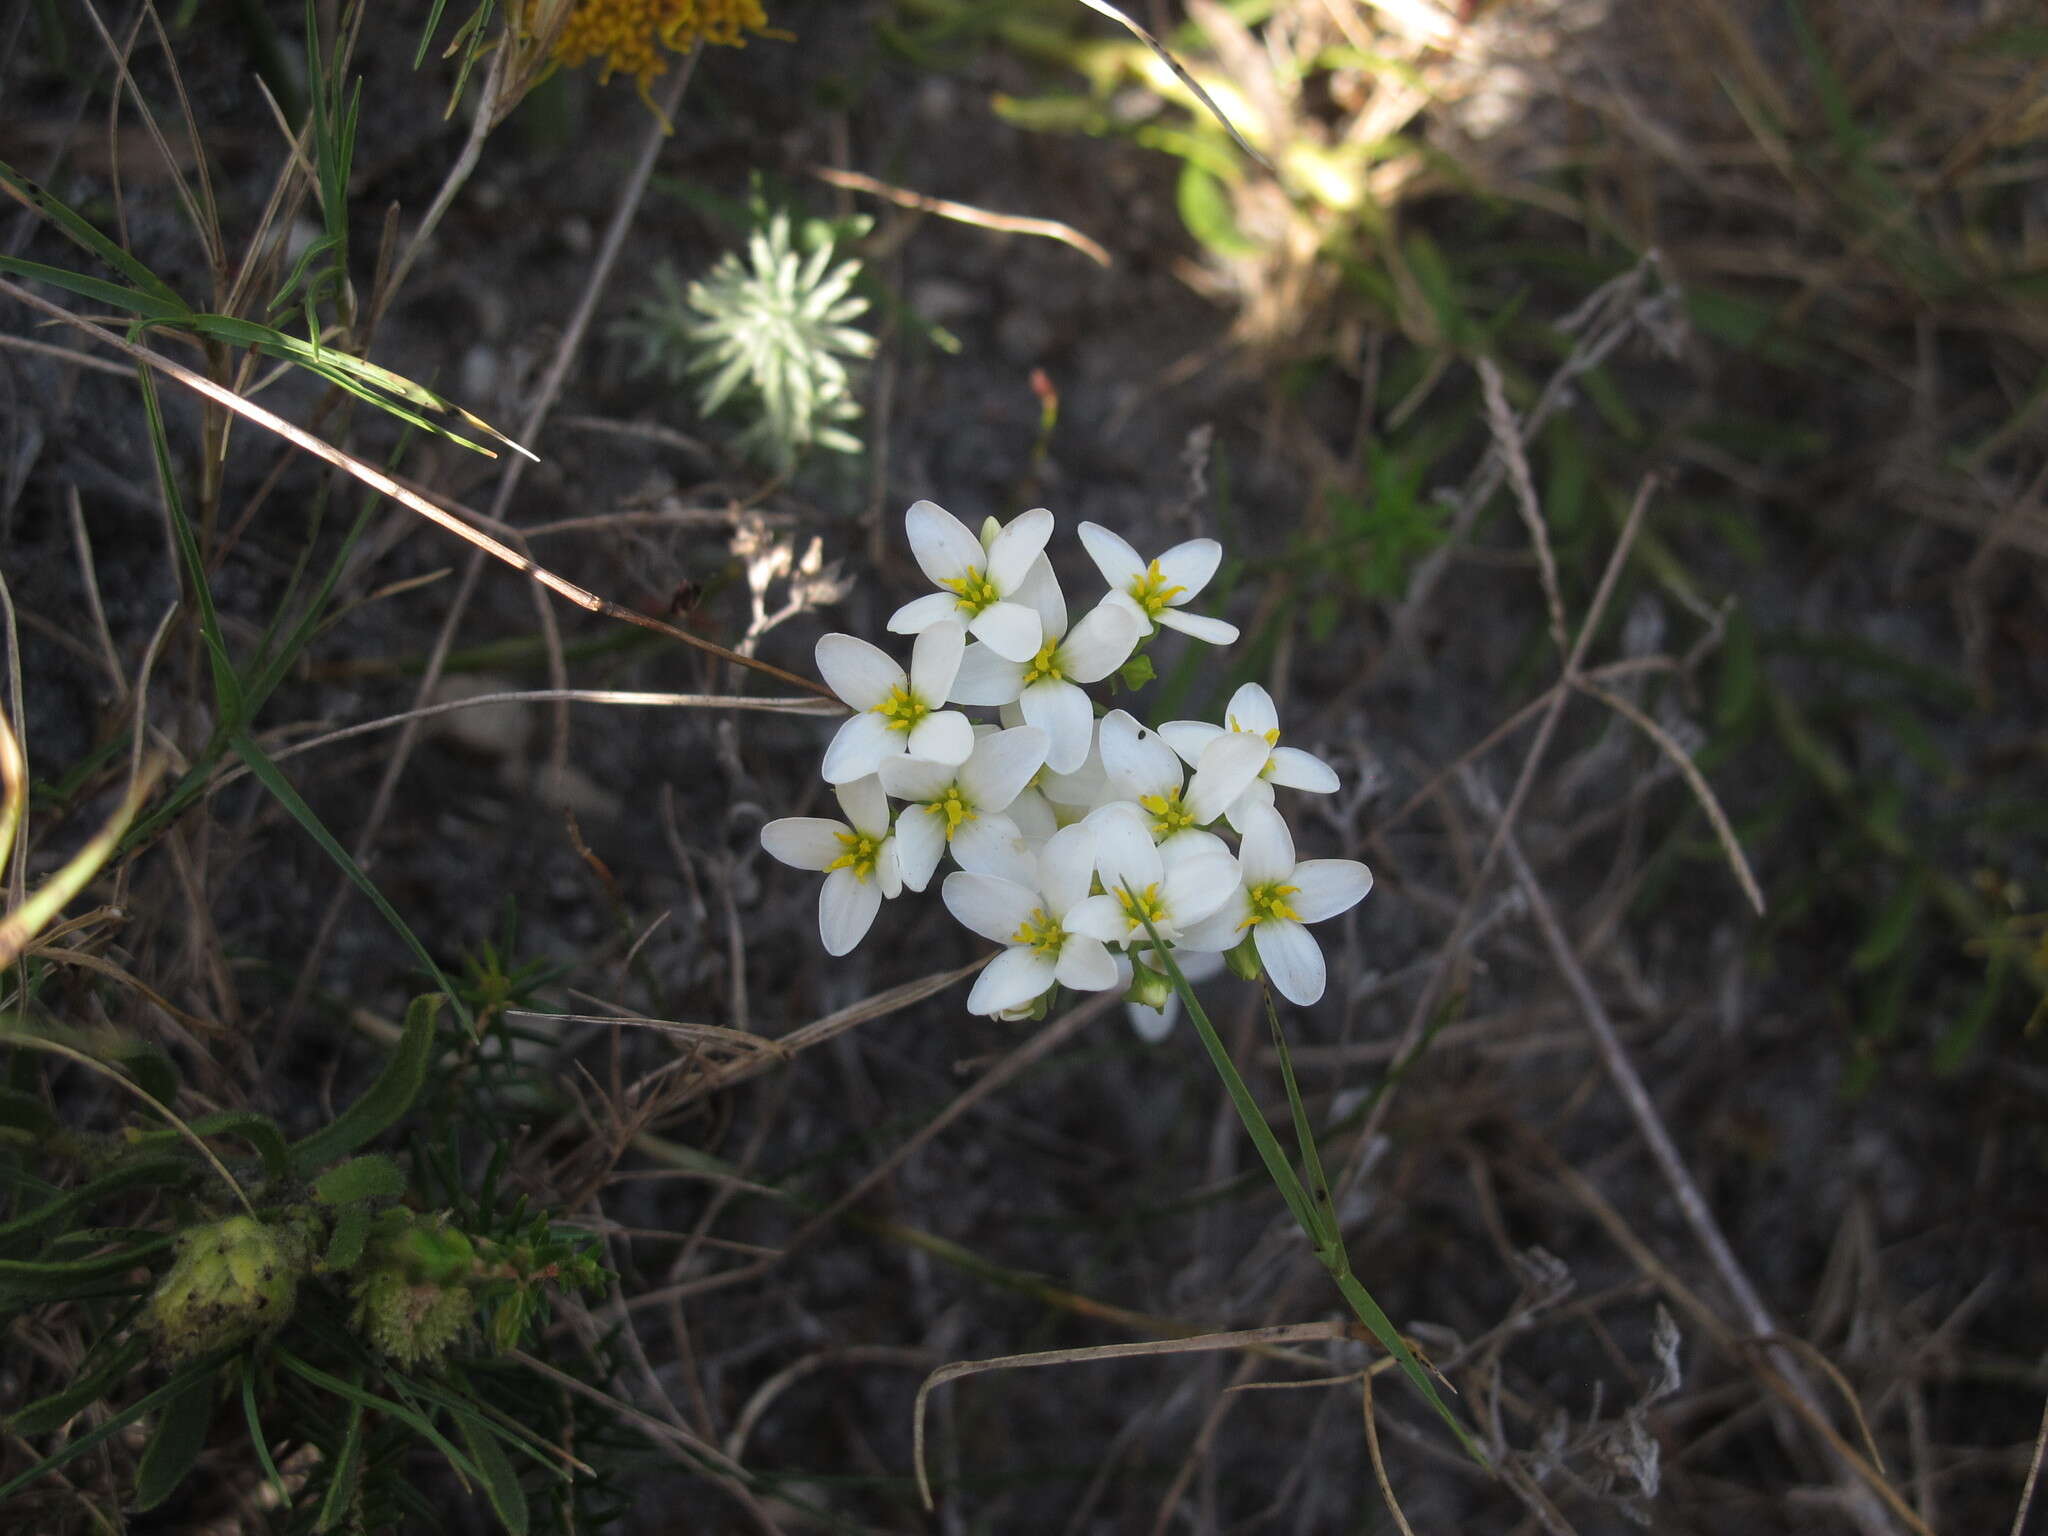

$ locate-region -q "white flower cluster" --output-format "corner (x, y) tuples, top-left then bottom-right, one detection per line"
(760, 502), (1374, 1028)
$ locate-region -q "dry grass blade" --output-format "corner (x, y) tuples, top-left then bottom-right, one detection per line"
(725, 1346), (931, 1462)
(2013, 1394), (2048, 1536)
(1072, 0), (1275, 173)
(0, 278), (835, 703)
(1360, 1371), (1419, 1536)
(914, 1322), (1362, 1509)
(1479, 359), (1568, 658)
(1572, 675), (1765, 914)
(810, 166), (1111, 267)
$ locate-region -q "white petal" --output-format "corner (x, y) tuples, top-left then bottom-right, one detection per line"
(1224, 682), (1279, 737)
(1162, 852), (1241, 927)
(1289, 859), (1374, 923)
(1155, 538), (1222, 597)
(1076, 521), (1145, 589)
(1128, 999), (1178, 1042)
(1054, 935), (1120, 993)
(1178, 892), (1250, 951)
(905, 499), (981, 586)
(985, 507), (1055, 592)
(1155, 609), (1239, 646)
(815, 632), (903, 710)
(878, 754), (953, 803)
(1159, 719), (1224, 768)
(759, 817), (847, 871)
(1037, 822), (1100, 915)
(1267, 746), (1340, 793)
(909, 620), (966, 704)
(1222, 777), (1276, 834)
(1012, 555), (1068, 640)
(967, 946), (1058, 1015)
(893, 807), (947, 891)
(1101, 589), (1155, 637)
(1255, 919), (1325, 1005)
(819, 869), (883, 956)
(1056, 604), (1141, 684)
(951, 814), (1036, 885)
(949, 642), (1027, 706)
(1062, 892), (1128, 943)
(888, 591), (965, 635)
(1038, 732), (1109, 811)
(906, 709), (974, 767)
(961, 726), (1047, 811)
(1020, 679), (1095, 775)
(821, 712), (902, 785)
(834, 774), (892, 836)
(943, 871), (1042, 944)
(874, 837), (904, 898)
(967, 601), (1043, 664)
(1099, 709), (1182, 800)
(1185, 731), (1271, 824)
(1159, 826), (1233, 863)
(1006, 787), (1059, 841)
(1089, 804), (1164, 893)
(1237, 802), (1296, 885)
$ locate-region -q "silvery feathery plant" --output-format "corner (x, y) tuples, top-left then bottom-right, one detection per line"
(622, 208), (875, 471)
(762, 503), (1488, 1475)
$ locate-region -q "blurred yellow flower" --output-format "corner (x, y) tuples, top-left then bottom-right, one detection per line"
(552, 0), (774, 98)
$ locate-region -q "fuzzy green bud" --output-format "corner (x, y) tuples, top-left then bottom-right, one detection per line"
(352, 1267), (474, 1367)
(147, 1215), (311, 1361)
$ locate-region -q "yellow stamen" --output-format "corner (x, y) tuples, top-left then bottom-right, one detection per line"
(1126, 559), (1187, 621)
(1020, 639), (1065, 687)
(1138, 789), (1197, 838)
(939, 568), (1002, 616)
(1114, 882), (1167, 932)
(1010, 907), (1065, 956)
(824, 829), (883, 882)
(1238, 880), (1300, 930)
(926, 785), (976, 838)
(873, 684), (930, 733)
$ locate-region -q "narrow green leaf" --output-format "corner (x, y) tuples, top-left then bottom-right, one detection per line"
(0, 1233), (175, 1301)
(129, 1111), (291, 1181)
(314, 1395), (368, 1532)
(232, 741), (467, 1040)
(0, 1156), (191, 1247)
(132, 1361), (221, 1510)
(0, 253), (186, 320)
(240, 1363), (289, 1509)
(274, 1349), (481, 1489)
(0, 157), (187, 308)
(313, 1153), (406, 1205)
(5, 1336), (150, 1436)
(0, 1350), (231, 1504)
(290, 993), (446, 1172)
(453, 1405), (530, 1535)
(1264, 989), (1337, 1248)
(1850, 872), (1926, 975)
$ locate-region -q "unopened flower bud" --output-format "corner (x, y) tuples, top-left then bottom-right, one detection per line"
(1225, 933), (1264, 983)
(147, 1214), (312, 1360)
(1124, 958), (1174, 1011)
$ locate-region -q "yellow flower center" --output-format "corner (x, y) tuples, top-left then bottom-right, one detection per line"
(939, 568), (1002, 616)
(1020, 639), (1065, 687)
(1138, 789), (1197, 838)
(1227, 713), (1282, 747)
(1239, 880), (1300, 930)
(926, 785), (976, 838)
(1126, 559), (1187, 620)
(1114, 882), (1168, 933)
(825, 830), (883, 882)
(874, 684), (930, 733)
(1010, 907), (1066, 956)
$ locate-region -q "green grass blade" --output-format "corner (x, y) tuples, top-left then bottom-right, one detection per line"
(0, 253), (187, 321)
(0, 157), (187, 309)
(452, 1403), (531, 1535)
(5, 1335), (151, 1435)
(133, 1359), (224, 1510)
(1263, 986), (1337, 1247)
(274, 1348), (483, 1489)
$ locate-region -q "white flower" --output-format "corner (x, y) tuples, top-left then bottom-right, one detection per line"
(1161, 682), (1340, 831)
(759, 777), (905, 956)
(941, 823), (1124, 1016)
(1098, 709), (1238, 853)
(1179, 803), (1373, 1006)
(951, 561), (1140, 774)
(815, 623), (973, 784)
(1077, 522), (1238, 644)
(1087, 801), (1240, 950)
(876, 726), (1047, 891)
(888, 502), (1054, 663)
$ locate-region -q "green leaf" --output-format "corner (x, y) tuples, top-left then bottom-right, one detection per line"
(0, 1156), (191, 1249)
(291, 994), (445, 1173)
(232, 739), (467, 1039)
(453, 1405), (530, 1534)
(324, 1202), (373, 1272)
(132, 1361), (221, 1510)
(314, 1396), (368, 1532)
(314, 1153), (406, 1206)
(0, 253), (187, 321)
(0, 1232), (175, 1301)
(130, 1111), (290, 1181)
(274, 1349), (483, 1489)
(1176, 162), (1262, 260)
(1850, 871), (1925, 975)
(0, 157), (187, 309)
(6, 1335), (150, 1435)
(0, 1349), (232, 1504)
